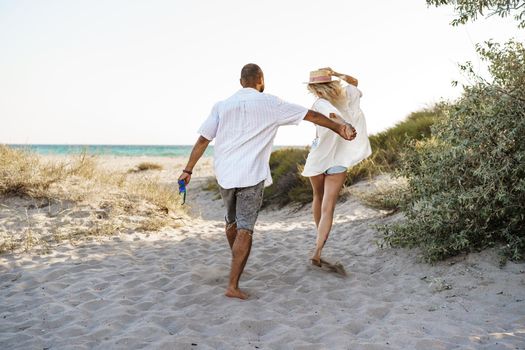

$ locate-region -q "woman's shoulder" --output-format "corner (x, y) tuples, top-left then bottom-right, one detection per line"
(312, 97), (331, 108)
(312, 98), (340, 114)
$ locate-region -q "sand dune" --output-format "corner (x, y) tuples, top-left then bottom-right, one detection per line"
(1, 156), (524, 349)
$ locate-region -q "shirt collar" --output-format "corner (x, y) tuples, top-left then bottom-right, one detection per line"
(237, 87), (260, 94)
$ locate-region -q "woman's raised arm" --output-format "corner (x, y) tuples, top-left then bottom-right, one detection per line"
(333, 71), (358, 87)
(320, 67), (358, 87)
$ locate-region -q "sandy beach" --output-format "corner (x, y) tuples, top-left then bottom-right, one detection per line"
(1, 155), (524, 349)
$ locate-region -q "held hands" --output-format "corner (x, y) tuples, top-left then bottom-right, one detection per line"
(338, 123), (357, 141)
(329, 113), (357, 141)
(304, 110), (356, 141)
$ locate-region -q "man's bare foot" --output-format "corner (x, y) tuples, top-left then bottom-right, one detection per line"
(225, 287), (249, 300)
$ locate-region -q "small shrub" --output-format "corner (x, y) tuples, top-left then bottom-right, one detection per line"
(130, 162), (163, 172)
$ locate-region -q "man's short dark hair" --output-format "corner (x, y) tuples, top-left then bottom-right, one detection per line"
(240, 63), (263, 85)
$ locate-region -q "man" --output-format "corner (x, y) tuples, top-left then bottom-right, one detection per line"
(178, 63), (356, 300)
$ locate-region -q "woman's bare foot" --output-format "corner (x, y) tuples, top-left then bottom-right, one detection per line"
(225, 287), (249, 300)
(311, 256), (322, 267)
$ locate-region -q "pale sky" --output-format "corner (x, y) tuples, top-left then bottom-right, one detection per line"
(0, 0), (521, 145)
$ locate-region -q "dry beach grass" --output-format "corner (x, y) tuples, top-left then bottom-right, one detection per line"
(0, 146), (184, 254)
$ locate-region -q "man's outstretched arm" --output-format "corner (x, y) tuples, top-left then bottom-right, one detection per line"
(178, 135), (211, 185)
(304, 110), (357, 141)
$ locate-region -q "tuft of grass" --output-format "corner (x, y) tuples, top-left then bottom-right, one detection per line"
(0, 145), (67, 198)
(352, 180), (409, 213)
(138, 216), (172, 232)
(84, 220), (123, 237)
(129, 162), (163, 173)
(0, 230), (15, 254)
(68, 152), (99, 179)
(128, 177), (182, 214)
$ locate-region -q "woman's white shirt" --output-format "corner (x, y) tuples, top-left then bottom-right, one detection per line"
(301, 84), (372, 177)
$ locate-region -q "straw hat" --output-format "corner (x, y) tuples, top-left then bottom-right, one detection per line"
(306, 69), (334, 84)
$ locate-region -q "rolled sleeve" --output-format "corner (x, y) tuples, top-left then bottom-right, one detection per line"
(271, 96), (309, 126)
(197, 103), (220, 140)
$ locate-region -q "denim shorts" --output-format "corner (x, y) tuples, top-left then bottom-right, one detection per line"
(324, 165), (347, 175)
(218, 180), (265, 232)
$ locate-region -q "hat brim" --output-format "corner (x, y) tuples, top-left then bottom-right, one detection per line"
(303, 79), (338, 84)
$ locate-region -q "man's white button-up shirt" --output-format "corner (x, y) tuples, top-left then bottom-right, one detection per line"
(198, 88), (308, 189)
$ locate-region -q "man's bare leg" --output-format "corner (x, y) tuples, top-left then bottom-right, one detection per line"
(225, 229), (252, 300)
(225, 222), (237, 250)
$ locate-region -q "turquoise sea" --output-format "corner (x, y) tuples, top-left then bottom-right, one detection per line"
(7, 144), (214, 157)
(7, 144), (297, 157)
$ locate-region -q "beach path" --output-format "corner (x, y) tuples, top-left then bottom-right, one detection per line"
(1, 170), (524, 349)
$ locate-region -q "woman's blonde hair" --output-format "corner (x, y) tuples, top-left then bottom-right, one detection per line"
(307, 80), (345, 105)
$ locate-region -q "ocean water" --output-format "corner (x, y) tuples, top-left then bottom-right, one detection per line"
(7, 144), (214, 157)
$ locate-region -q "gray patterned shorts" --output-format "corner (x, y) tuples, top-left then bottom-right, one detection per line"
(218, 180), (265, 233)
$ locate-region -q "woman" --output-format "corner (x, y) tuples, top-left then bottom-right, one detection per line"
(301, 68), (372, 267)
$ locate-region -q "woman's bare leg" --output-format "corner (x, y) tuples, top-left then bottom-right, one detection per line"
(309, 174), (325, 229)
(311, 172), (346, 264)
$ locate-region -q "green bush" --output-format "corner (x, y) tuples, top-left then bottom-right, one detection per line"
(381, 40), (525, 262)
(262, 148), (311, 207)
(346, 108), (439, 185)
